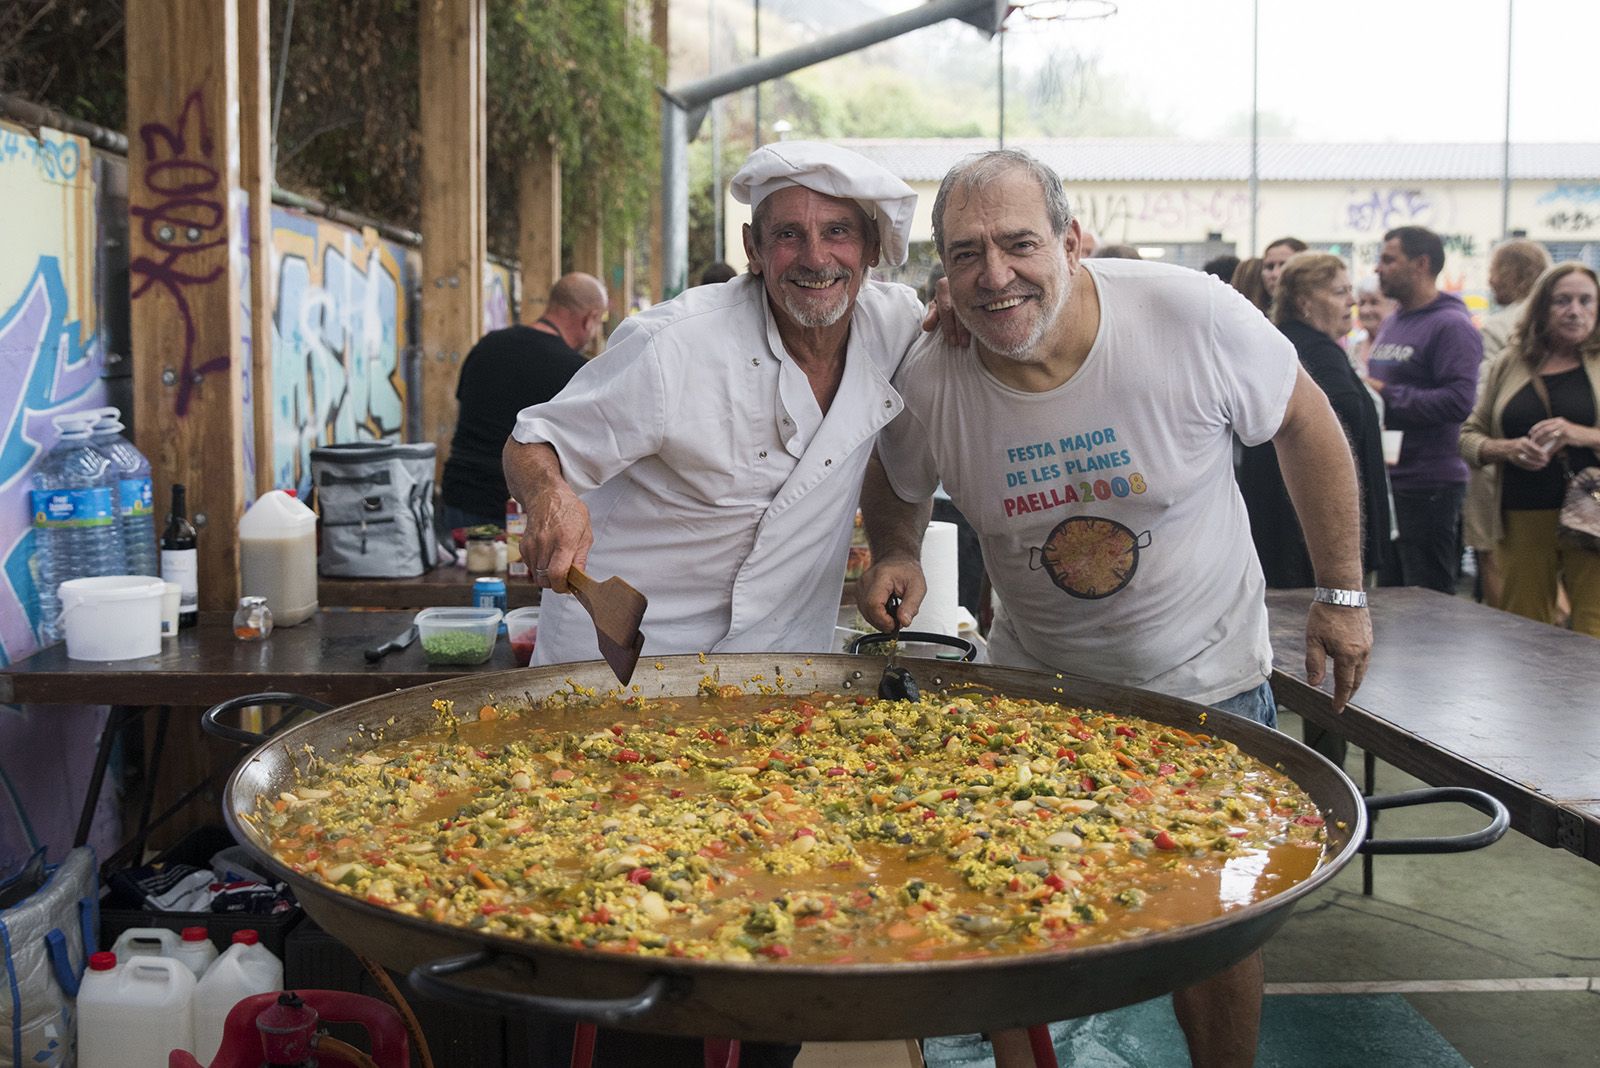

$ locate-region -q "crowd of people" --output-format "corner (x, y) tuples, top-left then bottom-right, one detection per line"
(432, 139), (1599, 1066)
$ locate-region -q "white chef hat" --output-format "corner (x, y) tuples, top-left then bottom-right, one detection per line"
(730, 141), (918, 267)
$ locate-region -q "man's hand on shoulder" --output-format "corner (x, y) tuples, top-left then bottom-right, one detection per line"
(1304, 601), (1373, 713)
(856, 554), (927, 633)
(919, 276), (970, 348)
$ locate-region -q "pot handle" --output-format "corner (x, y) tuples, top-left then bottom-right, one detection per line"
(201, 691), (334, 746)
(1358, 787), (1509, 855)
(408, 950), (673, 1023)
(846, 631), (978, 662)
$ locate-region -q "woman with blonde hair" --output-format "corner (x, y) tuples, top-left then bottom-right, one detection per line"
(1238, 252), (1392, 586)
(1230, 257), (1270, 315)
(1460, 262), (1600, 635)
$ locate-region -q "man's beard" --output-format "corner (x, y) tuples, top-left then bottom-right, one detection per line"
(781, 268), (852, 328)
(957, 274), (1072, 365)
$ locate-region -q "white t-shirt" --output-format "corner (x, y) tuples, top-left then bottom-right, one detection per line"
(879, 259), (1298, 704)
(513, 274), (923, 664)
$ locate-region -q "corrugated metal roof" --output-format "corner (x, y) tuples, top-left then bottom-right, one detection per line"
(834, 139), (1600, 182)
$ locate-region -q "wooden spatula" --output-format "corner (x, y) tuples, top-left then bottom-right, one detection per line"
(567, 567), (648, 685)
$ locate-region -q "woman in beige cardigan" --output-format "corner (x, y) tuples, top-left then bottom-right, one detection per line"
(1460, 262), (1600, 635)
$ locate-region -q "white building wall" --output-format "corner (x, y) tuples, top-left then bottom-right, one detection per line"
(724, 176), (1600, 319)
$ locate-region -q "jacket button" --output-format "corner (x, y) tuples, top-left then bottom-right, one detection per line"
(824, 458), (832, 466)
(751, 358), (760, 366)
(758, 450), (768, 459)
(884, 400), (893, 408)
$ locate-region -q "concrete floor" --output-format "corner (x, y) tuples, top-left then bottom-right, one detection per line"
(1262, 709), (1600, 1068)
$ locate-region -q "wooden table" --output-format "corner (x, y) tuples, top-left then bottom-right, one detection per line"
(0, 609), (520, 708)
(1266, 587), (1600, 865)
(318, 568), (540, 610)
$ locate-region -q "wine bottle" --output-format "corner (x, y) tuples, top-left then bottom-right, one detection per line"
(161, 482), (199, 629)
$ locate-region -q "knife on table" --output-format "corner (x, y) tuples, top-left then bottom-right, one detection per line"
(365, 624), (419, 662)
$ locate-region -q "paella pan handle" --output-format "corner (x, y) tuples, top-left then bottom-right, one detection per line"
(847, 631), (978, 662)
(201, 691), (334, 746)
(1358, 787), (1509, 855)
(408, 950), (673, 1023)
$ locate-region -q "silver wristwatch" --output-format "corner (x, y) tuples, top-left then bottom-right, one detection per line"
(1312, 586), (1368, 608)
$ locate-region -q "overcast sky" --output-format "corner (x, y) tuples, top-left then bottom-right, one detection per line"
(919, 0), (1592, 143)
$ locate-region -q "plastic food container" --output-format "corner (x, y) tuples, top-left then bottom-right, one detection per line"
(59, 576), (164, 660)
(415, 606), (501, 665)
(504, 606), (540, 666)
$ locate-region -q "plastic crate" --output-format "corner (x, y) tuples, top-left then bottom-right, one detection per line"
(99, 825), (301, 959)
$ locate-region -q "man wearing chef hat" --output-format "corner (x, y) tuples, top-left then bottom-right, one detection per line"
(857, 148), (1373, 1068)
(505, 141), (921, 663)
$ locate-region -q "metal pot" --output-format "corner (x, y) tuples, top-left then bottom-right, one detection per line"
(206, 652), (1504, 1042)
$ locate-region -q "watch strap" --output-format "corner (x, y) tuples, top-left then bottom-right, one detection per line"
(1312, 586), (1368, 608)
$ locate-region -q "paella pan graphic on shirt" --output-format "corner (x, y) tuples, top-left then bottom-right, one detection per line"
(1029, 515), (1152, 599)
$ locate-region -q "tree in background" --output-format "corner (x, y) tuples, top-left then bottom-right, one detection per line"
(1, 0), (658, 263)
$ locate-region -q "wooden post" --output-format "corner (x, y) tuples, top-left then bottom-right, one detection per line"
(571, 207), (605, 356)
(239, 0), (274, 497)
(648, 0), (668, 304)
(126, 0), (247, 611)
(419, 0), (486, 470)
(517, 137), (561, 323)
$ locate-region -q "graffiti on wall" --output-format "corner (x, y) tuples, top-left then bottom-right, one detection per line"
(129, 88), (231, 418)
(1536, 185), (1600, 234)
(1075, 188), (1250, 242)
(485, 262), (513, 332)
(270, 211), (411, 496)
(0, 124), (106, 664)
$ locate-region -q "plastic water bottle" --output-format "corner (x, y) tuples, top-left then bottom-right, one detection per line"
(190, 929), (284, 1063)
(88, 406), (160, 575)
(30, 414), (126, 642)
(174, 925), (219, 978)
(76, 951), (196, 1068)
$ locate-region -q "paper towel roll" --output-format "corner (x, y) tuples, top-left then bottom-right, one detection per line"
(910, 521), (960, 636)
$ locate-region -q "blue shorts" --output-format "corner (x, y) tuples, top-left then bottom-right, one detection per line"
(1209, 679), (1278, 730)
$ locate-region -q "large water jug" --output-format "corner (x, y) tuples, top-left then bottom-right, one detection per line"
(31, 413), (125, 642)
(88, 406), (159, 575)
(189, 930), (284, 1063)
(173, 925), (219, 978)
(76, 951), (195, 1068)
(238, 490), (320, 626)
(109, 926), (182, 959)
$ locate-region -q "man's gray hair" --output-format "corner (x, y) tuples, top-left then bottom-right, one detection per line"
(931, 150), (1073, 257)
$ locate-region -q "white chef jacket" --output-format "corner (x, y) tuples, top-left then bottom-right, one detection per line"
(512, 273), (924, 665)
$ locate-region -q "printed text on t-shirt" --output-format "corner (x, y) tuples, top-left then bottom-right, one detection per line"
(1001, 424), (1147, 517)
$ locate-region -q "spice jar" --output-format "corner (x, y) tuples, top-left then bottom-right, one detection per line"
(233, 596), (273, 641)
(466, 528), (499, 574)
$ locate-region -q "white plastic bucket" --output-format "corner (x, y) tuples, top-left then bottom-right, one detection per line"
(58, 575), (164, 660)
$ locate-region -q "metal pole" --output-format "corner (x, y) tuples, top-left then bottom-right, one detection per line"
(659, 0), (1008, 293)
(1248, 0), (1260, 256)
(1500, 0), (1514, 238)
(661, 100), (690, 299)
(997, 26), (1005, 148)
(711, 0), (723, 263)
(753, 0), (762, 150)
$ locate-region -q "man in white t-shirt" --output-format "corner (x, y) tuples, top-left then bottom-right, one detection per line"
(857, 149), (1372, 1068)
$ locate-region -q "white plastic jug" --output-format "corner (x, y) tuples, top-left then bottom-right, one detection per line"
(76, 951), (196, 1068)
(190, 930), (284, 1064)
(58, 575), (164, 660)
(238, 490), (319, 626)
(173, 926), (218, 978)
(109, 926), (182, 959)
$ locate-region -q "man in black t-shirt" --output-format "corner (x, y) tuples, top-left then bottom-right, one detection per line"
(441, 272), (607, 528)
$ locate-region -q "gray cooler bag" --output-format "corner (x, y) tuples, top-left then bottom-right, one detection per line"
(0, 847), (95, 1068)
(311, 442), (438, 577)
